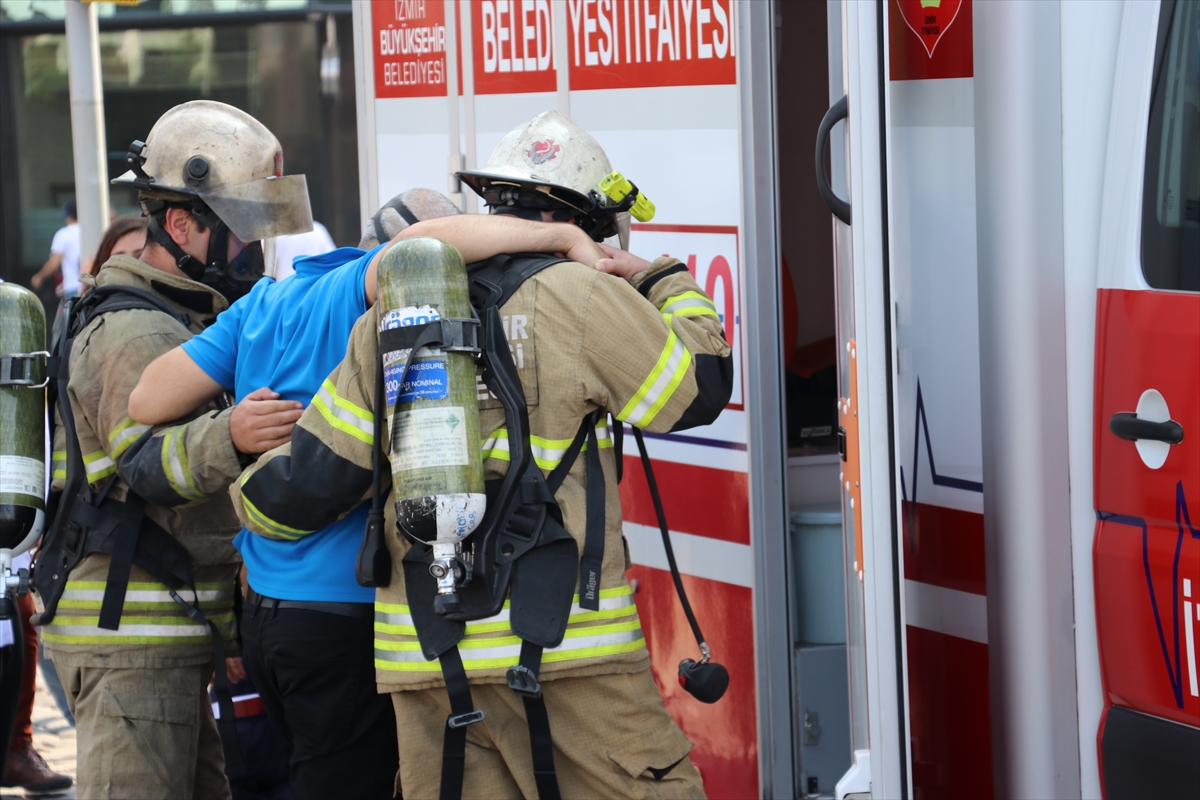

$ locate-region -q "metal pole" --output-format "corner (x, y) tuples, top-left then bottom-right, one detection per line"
(973, 1), (1081, 797)
(65, 0), (109, 261)
(351, 0), (379, 223)
(444, 0), (463, 210)
(553, 0), (569, 116)
(458, 0), (477, 214)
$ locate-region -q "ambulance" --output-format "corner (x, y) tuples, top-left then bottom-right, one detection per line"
(350, 1), (1199, 796)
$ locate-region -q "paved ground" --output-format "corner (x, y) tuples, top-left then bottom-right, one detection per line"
(1, 663), (76, 800)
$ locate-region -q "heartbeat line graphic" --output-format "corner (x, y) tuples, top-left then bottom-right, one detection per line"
(1098, 482), (1199, 709)
(900, 380), (984, 551)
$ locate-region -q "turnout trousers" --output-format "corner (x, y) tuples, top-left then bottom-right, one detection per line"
(239, 599), (398, 799)
(62, 663), (230, 800)
(391, 668), (706, 800)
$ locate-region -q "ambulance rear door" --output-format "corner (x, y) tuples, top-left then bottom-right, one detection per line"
(1092, 0), (1200, 795)
(815, 2), (910, 797)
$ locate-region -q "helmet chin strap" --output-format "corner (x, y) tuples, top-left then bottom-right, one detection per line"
(146, 215), (206, 282)
(145, 209), (259, 303)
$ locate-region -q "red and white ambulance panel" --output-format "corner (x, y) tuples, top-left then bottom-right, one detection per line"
(1092, 1), (1199, 795)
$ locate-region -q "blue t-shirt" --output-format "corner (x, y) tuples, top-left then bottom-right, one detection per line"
(182, 246), (383, 603)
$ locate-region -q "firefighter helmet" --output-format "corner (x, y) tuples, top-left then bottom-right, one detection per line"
(457, 111), (634, 247)
(113, 100), (312, 244)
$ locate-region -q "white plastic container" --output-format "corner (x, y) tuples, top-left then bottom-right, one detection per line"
(789, 503), (846, 645)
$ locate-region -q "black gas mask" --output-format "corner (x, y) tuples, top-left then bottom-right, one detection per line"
(144, 201), (265, 303)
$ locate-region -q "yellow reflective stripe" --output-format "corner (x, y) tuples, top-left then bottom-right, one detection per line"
(108, 418), (150, 458)
(82, 449), (115, 480)
(160, 426), (204, 502)
(240, 493), (310, 540)
(51, 450), (66, 480)
(660, 291), (719, 319)
(375, 585), (636, 635)
(312, 380), (374, 445)
(617, 326), (692, 429)
(375, 619), (645, 672)
(481, 423), (613, 470)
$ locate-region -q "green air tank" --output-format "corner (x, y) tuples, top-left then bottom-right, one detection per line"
(377, 237), (486, 548)
(0, 283), (47, 553)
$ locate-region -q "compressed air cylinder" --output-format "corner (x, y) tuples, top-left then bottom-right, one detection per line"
(378, 237), (486, 544)
(0, 284), (46, 553)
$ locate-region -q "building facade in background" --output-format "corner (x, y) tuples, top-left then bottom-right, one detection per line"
(0, 0), (359, 307)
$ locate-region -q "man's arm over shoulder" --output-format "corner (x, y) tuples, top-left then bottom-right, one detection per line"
(231, 308), (381, 540)
(582, 257), (733, 432)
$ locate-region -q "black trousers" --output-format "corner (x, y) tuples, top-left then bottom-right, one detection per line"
(240, 599), (398, 800)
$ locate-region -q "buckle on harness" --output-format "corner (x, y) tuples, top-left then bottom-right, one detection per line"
(447, 709), (485, 729)
(0, 351), (50, 388)
(506, 665), (542, 698)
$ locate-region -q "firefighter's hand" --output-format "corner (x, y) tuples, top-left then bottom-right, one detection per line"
(595, 243), (653, 280)
(226, 656), (247, 682)
(230, 387), (304, 454)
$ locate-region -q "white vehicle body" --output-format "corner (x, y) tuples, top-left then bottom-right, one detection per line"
(352, 1), (1200, 797)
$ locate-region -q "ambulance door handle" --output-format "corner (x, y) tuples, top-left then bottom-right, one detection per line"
(1109, 412), (1184, 445)
(816, 94), (851, 226)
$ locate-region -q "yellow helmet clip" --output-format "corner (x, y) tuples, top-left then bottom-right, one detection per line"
(598, 171), (656, 222)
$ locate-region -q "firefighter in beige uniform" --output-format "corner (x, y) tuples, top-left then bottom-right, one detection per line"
(231, 112), (732, 798)
(37, 101), (313, 799)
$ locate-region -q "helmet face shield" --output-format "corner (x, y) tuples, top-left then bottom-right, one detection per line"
(199, 174), (313, 243)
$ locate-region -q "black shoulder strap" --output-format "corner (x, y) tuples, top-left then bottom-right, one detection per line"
(467, 253), (568, 313)
(71, 284), (191, 336)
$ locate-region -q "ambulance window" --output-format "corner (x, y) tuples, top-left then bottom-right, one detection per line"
(1142, 0), (1200, 291)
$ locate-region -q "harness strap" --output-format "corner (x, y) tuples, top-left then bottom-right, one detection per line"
(96, 492), (145, 630)
(168, 588), (242, 766)
(511, 640), (561, 800)
(545, 416), (590, 495)
(438, 647), (483, 800)
(578, 416), (606, 612)
(612, 415), (624, 483)
(355, 353), (391, 587)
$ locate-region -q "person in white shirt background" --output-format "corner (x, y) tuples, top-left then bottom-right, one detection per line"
(30, 200), (81, 300)
(30, 200), (83, 343)
(271, 219), (336, 281)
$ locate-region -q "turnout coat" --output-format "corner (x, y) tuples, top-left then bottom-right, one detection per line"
(231, 256), (732, 691)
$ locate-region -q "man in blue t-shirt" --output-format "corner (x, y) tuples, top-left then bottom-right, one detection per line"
(128, 191), (606, 798)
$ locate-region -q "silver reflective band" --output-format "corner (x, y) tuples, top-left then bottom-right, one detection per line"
(45, 623), (213, 638)
(61, 587), (232, 605)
